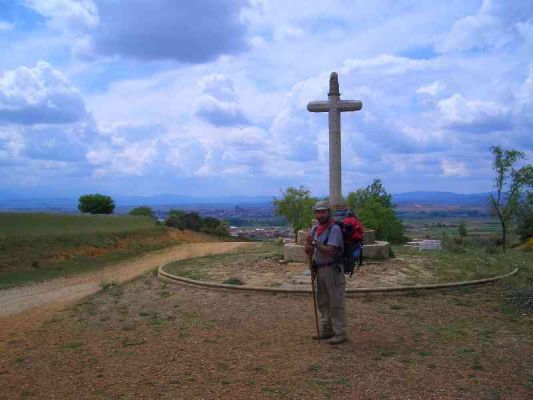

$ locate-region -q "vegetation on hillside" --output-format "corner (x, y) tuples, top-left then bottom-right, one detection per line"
(0, 213), (172, 289)
(128, 206), (156, 219)
(0, 212), (156, 237)
(164, 210), (229, 236)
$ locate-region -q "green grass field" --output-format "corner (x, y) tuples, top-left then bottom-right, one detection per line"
(0, 212), (157, 237)
(0, 213), (178, 289)
(402, 216), (501, 240)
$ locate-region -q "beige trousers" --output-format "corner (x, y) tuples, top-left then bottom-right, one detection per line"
(316, 265), (347, 338)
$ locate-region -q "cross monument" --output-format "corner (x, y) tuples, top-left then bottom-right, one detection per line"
(307, 72), (362, 207)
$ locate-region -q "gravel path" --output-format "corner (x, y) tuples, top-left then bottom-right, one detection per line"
(0, 242), (250, 340)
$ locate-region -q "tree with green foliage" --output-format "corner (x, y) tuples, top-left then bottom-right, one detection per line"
(346, 178), (392, 210)
(515, 192), (533, 242)
(128, 206), (156, 219)
(78, 194), (115, 215)
(488, 146), (533, 252)
(357, 197), (405, 243)
(273, 186), (316, 237)
(346, 179), (404, 243)
(165, 209), (185, 229)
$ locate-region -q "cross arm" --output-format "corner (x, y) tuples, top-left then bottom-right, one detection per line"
(307, 101), (330, 112)
(336, 100), (362, 112)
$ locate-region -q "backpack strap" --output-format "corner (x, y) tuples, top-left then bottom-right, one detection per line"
(322, 224), (333, 245)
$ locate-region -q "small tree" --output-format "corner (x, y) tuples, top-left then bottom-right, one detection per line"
(78, 194), (115, 214)
(346, 178), (393, 211)
(346, 179), (404, 243)
(458, 220), (467, 240)
(488, 146), (533, 252)
(273, 186), (316, 237)
(357, 197), (405, 243)
(128, 206), (156, 219)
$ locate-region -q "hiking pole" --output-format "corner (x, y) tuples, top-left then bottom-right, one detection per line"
(308, 255), (320, 343)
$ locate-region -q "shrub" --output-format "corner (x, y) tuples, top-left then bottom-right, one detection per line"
(164, 210), (229, 236)
(78, 194), (115, 214)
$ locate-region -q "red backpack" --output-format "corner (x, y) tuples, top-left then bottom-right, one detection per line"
(342, 215), (364, 243)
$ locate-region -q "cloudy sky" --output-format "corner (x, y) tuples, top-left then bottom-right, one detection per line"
(0, 0), (532, 198)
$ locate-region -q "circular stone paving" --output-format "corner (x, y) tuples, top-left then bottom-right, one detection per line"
(160, 243), (450, 290)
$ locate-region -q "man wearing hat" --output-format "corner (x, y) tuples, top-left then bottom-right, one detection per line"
(305, 200), (347, 345)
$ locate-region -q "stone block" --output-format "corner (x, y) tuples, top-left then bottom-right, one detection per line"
(296, 230), (309, 245)
(283, 243), (308, 263)
(362, 241), (390, 259)
(363, 229), (375, 244)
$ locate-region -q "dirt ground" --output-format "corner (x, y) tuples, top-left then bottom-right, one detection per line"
(0, 242), (252, 342)
(1, 242), (532, 399)
(1, 272), (532, 399)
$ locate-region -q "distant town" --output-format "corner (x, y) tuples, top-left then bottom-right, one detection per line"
(152, 205), (294, 241)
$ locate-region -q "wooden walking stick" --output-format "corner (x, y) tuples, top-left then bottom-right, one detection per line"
(309, 255), (320, 343)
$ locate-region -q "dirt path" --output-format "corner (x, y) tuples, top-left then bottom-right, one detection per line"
(0, 242), (250, 340)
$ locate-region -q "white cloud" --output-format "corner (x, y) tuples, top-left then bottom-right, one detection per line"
(26, 0), (250, 63)
(273, 25), (304, 41)
(0, 61), (87, 124)
(0, 126), (25, 163)
(0, 21), (14, 31)
(437, 94), (511, 132)
(195, 74), (248, 126)
(25, 0), (99, 31)
(342, 54), (436, 75)
(417, 81), (445, 96)
(441, 159), (467, 177)
(87, 140), (157, 176)
(515, 64), (533, 128)
(437, 0), (533, 53)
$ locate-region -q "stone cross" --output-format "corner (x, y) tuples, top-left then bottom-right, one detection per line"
(307, 72), (362, 207)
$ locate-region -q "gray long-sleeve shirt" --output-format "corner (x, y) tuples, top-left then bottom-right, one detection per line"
(312, 223), (343, 265)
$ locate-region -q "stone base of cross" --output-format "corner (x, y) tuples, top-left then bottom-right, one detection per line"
(307, 72), (362, 207)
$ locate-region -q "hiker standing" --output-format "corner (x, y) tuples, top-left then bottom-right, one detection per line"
(305, 200), (347, 345)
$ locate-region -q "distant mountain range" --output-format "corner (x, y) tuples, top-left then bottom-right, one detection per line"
(0, 194), (275, 210)
(392, 191), (492, 207)
(0, 191), (494, 211)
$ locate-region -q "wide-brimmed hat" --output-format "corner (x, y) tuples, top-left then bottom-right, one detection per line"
(313, 200), (329, 211)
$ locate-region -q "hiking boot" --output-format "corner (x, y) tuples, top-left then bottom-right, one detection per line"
(328, 336), (346, 345)
(312, 333), (334, 340)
